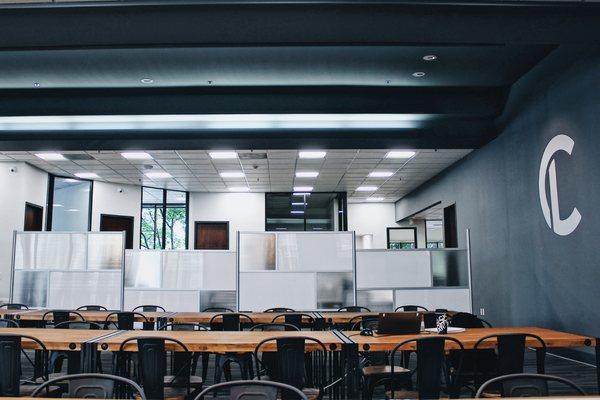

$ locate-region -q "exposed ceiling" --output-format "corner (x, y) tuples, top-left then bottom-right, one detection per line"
(0, 149), (471, 202)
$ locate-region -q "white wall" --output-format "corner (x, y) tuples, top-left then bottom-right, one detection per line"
(347, 203), (400, 249)
(188, 192), (265, 249)
(0, 162), (48, 300)
(91, 181), (142, 249)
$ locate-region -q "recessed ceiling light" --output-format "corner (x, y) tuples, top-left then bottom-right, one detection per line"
(293, 186), (313, 192)
(291, 202), (307, 206)
(412, 72), (426, 78)
(295, 171), (319, 178)
(74, 172), (99, 179)
(385, 150), (416, 159)
(422, 55), (437, 61)
(292, 192), (311, 196)
(229, 186), (250, 192)
(209, 151), (237, 159)
(299, 151), (326, 159)
(33, 82), (41, 88)
(145, 171), (171, 179)
(140, 78), (154, 84)
(366, 197), (385, 202)
(35, 152), (66, 161)
(291, 210), (305, 214)
(53, 204), (64, 207)
(369, 171), (394, 178)
(121, 152), (153, 160)
(356, 186), (378, 192)
(220, 171), (245, 178)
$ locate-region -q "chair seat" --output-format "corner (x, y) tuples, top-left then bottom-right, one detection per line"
(164, 375), (203, 387)
(385, 390), (449, 399)
(362, 365), (410, 376)
(302, 388), (321, 400)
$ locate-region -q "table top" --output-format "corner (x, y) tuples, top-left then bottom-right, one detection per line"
(170, 312), (318, 324)
(344, 327), (597, 352)
(2, 309), (174, 323)
(97, 330), (343, 353)
(0, 327), (114, 351)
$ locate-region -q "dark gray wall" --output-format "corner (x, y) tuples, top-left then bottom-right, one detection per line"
(395, 46), (600, 360)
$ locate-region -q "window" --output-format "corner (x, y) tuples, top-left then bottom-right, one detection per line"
(387, 227), (417, 249)
(140, 187), (188, 249)
(425, 219), (444, 248)
(265, 192), (347, 231)
(47, 175), (92, 231)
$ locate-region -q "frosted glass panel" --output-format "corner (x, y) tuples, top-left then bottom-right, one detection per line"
(124, 289), (198, 312)
(239, 272), (317, 311)
(125, 251), (161, 288)
(200, 290), (236, 311)
(87, 233), (123, 270)
(316, 272), (353, 310)
(13, 270), (48, 308)
(14, 233), (86, 270)
(162, 252), (202, 289)
(277, 233), (353, 272)
(48, 271), (121, 310)
(239, 233), (276, 271)
(356, 250), (431, 289)
(431, 250), (469, 287)
(357, 290), (394, 312)
(201, 252), (236, 290)
(394, 288), (471, 312)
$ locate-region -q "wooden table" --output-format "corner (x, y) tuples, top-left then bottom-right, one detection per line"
(0, 327), (114, 351)
(2, 309), (173, 324)
(168, 312), (319, 325)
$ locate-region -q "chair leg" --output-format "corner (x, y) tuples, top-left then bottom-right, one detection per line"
(202, 353), (210, 382)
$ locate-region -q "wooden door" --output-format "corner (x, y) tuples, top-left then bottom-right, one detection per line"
(24, 203), (43, 231)
(100, 214), (134, 249)
(195, 222), (229, 250)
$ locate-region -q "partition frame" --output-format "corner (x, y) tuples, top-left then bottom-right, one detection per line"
(236, 230), (356, 311)
(9, 230), (126, 310)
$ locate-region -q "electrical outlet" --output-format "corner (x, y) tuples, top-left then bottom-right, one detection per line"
(479, 308), (485, 316)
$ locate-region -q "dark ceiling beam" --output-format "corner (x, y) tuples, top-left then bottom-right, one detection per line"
(0, 86), (505, 116)
(0, 120), (498, 151)
(0, 1), (599, 49)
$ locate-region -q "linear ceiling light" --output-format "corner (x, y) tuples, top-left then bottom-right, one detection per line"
(74, 172), (99, 179)
(209, 151), (238, 159)
(35, 152), (66, 161)
(385, 150), (416, 159)
(296, 171), (319, 178)
(220, 171), (245, 178)
(145, 171), (171, 179)
(369, 171), (394, 178)
(121, 152), (153, 160)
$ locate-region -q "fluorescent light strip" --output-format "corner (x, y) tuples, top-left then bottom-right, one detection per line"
(145, 171), (171, 179)
(74, 172), (99, 179)
(35, 152), (66, 161)
(299, 151), (326, 159)
(209, 151), (238, 159)
(291, 210), (305, 214)
(0, 114), (429, 131)
(121, 152), (153, 160)
(369, 171), (394, 178)
(220, 171), (245, 178)
(293, 186), (313, 192)
(366, 197), (385, 202)
(356, 186), (377, 192)
(295, 171), (319, 178)
(386, 150), (416, 158)
(291, 202), (307, 206)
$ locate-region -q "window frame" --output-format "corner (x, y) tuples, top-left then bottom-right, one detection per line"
(139, 186), (189, 249)
(386, 227), (418, 249)
(46, 174), (94, 231)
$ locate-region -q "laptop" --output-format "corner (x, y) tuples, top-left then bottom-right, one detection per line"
(376, 312), (422, 335)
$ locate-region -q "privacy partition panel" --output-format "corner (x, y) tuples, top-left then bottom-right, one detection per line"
(10, 231), (125, 309)
(237, 231), (355, 311)
(124, 250), (236, 311)
(355, 248), (472, 312)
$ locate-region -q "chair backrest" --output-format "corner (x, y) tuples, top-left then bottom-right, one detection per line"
(42, 310), (85, 326)
(395, 305), (429, 312)
(271, 313), (314, 330)
(209, 313), (254, 331)
(76, 305), (108, 311)
(250, 323), (300, 332)
(132, 305), (166, 312)
(158, 322), (208, 331)
(264, 307), (296, 313)
(337, 306), (371, 312)
(349, 316), (378, 331)
(0, 303), (29, 310)
(31, 372), (146, 399)
(473, 333), (547, 384)
(390, 336), (464, 399)
(254, 336), (327, 395)
(0, 318), (19, 328)
(475, 373), (585, 398)
(202, 307), (234, 313)
(54, 321), (103, 330)
(0, 334), (49, 396)
(105, 312), (150, 330)
(118, 336), (192, 400)
(195, 380), (308, 400)
(450, 312), (491, 328)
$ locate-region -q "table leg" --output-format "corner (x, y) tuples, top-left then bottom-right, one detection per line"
(535, 348), (545, 374)
(342, 343), (360, 399)
(80, 343), (100, 373)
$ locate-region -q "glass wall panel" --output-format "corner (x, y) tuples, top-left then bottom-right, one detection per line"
(141, 187), (187, 249)
(426, 220), (444, 248)
(50, 177), (92, 231)
(266, 192), (347, 231)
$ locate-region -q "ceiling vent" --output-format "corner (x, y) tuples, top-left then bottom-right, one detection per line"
(238, 153), (267, 160)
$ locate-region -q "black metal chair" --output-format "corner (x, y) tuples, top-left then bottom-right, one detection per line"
(264, 307), (296, 313)
(32, 372), (146, 399)
(195, 380), (309, 400)
(394, 305), (429, 312)
(254, 336), (329, 400)
(0, 333), (50, 396)
(0, 303), (29, 310)
(202, 307), (235, 312)
(250, 323), (300, 332)
(115, 336), (202, 400)
(76, 305), (108, 311)
(475, 373), (585, 398)
(337, 306), (371, 312)
(104, 312), (152, 331)
(132, 305), (166, 312)
(471, 334), (547, 392)
(50, 321), (103, 374)
(383, 336), (465, 399)
(450, 312), (492, 328)
(271, 313), (315, 330)
(55, 321), (103, 330)
(158, 323), (209, 377)
(348, 315), (379, 331)
(0, 318), (19, 328)
(42, 310), (85, 326)
(208, 313), (255, 384)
